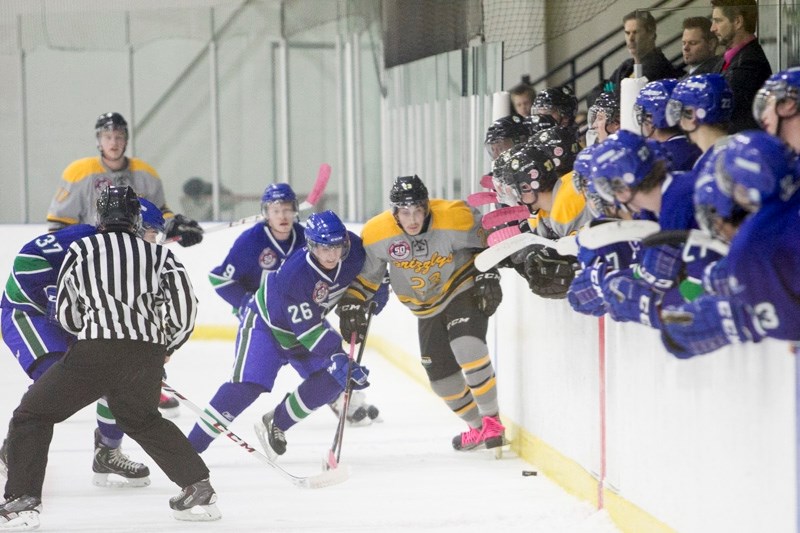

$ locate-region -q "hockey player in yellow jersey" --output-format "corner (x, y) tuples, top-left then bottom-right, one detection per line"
(339, 175), (506, 451)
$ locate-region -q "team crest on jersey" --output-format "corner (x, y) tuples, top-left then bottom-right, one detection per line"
(259, 248), (278, 270)
(312, 281), (329, 304)
(94, 177), (113, 192)
(388, 240), (412, 261)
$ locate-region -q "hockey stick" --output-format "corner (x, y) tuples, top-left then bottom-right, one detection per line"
(299, 163), (332, 211)
(326, 300), (378, 470)
(467, 191), (498, 207)
(576, 219), (661, 250)
(162, 163), (331, 244)
(481, 205), (530, 229)
(641, 229), (730, 256)
(476, 231), (578, 272)
(480, 174), (494, 189)
(161, 382), (348, 489)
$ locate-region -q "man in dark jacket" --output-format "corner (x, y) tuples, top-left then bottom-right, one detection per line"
(710, 0), (772, 132)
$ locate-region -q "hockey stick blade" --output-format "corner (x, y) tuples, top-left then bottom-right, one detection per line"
(298, 163), (332, 211)
(467, 191), (498, 207)
(476, 232), (577, 271)
(480, 174), (495, 189)
(577, 219), (660, 250)
(161, 382), (348, 489)
(487, 225), (521, 246)
(641, 229), (730, 256)
(481, 205), (530, 229)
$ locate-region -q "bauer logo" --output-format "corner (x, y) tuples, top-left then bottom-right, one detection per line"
(388, 240), (412, 260)
(312, 281), (329, 304)
(259, 248), (279, 270)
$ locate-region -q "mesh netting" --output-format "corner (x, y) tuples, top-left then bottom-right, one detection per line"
(483, 0), (623, 59)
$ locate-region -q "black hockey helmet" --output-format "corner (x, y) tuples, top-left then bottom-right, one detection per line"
(390, 175), (429, 208)
(95, 112), (128, 137)
(531, 126), (581, 172)
(588, 91), (621, 128)
(499, 142), (560, 205)
(96, 185), (141, 233)
(523, 113), (559, 136)
(532, 86), (578, 126)
(484, 115), (529, 160)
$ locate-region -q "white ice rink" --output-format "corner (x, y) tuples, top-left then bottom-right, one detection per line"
(0, 340), (621, 532)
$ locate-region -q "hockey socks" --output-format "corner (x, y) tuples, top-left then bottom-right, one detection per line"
(187, 381), (264, 453)
(273, 370), (343, 432)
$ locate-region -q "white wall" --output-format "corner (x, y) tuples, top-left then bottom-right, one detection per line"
(0, 223), (795, 532)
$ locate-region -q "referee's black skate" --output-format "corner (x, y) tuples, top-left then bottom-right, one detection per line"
(169, 478), (221, 522)
(92, 429), (151, 488)
(254, 409), (287, 460)
(0, 495), (41, 531)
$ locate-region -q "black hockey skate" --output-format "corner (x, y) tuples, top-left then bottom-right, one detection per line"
(169, 478), (221, 521)
(253, 410), (287, 461)
(92, 429), (151, 488)
(0, 495), (42, 531)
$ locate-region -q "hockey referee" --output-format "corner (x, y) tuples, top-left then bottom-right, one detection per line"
(0, 186), (221, 530)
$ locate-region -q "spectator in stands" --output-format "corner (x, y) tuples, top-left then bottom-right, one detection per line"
(509, 82), (536, 118)
(710, 0), (772, 133)
(680, 16), (720, 77)
(588, 10), (682, 107)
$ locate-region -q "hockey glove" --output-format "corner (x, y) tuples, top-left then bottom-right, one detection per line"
(524, 245), (578, 300)
(165, 214), (204, 247)
(567, 264), (607, 317)
(601, 271), (662, 328)
(634, 244), (682, 290)
(327, 353), (369, 390)
(660, 296), (763, 359)
(702, 258), (733, 296)
(473, 269), (503, 316)
(336, 299), (369, 344)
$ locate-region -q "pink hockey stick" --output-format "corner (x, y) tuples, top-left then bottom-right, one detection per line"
(299, 163), (332, 210)
(467, 191), (498, 207)
(481, 205), (530, 229)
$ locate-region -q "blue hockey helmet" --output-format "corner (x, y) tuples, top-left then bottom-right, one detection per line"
(571, 143), (601, 196)
(753, 66), (800, 126)
(721, 130), (798, 211)
(305, 210), (350, 260)
(635, 78), (679, 133)
(261, 183), (298, 219)
(693, 146), (746, 241)
(665, 74), (733, 128)
(138, 198), (165, 233)
(590, 131), (656, 206)
(96, 185), (141, 233)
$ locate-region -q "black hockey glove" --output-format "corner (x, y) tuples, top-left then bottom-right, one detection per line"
(524, 244), (578, 300)
(165, 214), (204, 247)
(473, 269), (503, 316)
(336, 298), (369, 343)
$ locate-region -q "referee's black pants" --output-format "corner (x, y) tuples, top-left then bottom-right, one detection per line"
(4, 339), (209, 499)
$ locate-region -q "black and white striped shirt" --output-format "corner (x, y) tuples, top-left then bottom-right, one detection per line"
(56, 230), (197, 355)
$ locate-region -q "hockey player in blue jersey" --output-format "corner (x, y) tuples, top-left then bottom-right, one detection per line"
(754, 67), (800, 155)
(0, 198), (165, 487)
(186, 211), (372, 458)
(634, 78), (701, 171)
(661, 131), (800, 356)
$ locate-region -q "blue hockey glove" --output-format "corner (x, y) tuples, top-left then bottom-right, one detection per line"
(601, 271), (662, 328)
(473, 270), (503, 316)
(634, 244), (682, 290)
(336, 299), (369, 343)
(702, 258), (733, 296)
(567, 264), (607, 317)
(45, 285), (59, 324)
(327, 353), (369, 390)
(660, 296), (763, 358)
(165, 214), (204, 247)
(235, 293), (255, 320)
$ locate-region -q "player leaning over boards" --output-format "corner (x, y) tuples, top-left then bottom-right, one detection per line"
(340, 175), (506, 451)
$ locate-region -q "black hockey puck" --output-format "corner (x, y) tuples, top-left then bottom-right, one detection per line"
(521, 470), (538, 477)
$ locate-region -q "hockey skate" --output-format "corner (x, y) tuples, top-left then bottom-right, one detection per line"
(480, 415), (506, 450)
(253, 410), (287, 461)
(329, 390), (382, 426)
(92, 429), (151, 488)
(0, 439), (7, 479)
(159, 391), (181, 419)
(452, 425), (484, 451)
(0, 495), (41, 531)
(169, 478), (221, 521)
